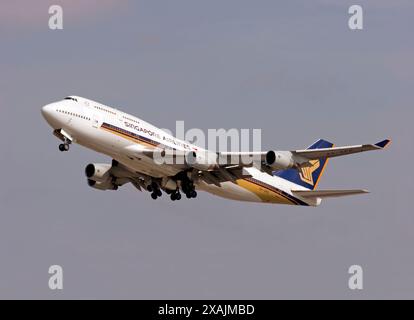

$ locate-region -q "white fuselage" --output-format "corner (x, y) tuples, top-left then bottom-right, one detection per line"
(41, 96), (315, 206)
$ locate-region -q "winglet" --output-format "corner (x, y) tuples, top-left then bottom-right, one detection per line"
(375, 139), (391, 149)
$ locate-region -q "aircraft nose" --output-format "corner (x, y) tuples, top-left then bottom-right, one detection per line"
(41, 103), (53, 119)
(41, 103), (60, 129)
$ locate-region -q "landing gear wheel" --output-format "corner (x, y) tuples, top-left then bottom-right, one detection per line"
(151, 193), (158, 200)
(171, 191), (181, 201)
(184, 188), (197, 199)
(59, 143), (69, 152)
(156, 189), (162, 197)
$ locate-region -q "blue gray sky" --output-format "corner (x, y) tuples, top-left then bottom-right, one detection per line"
(0, 0), (413, 299)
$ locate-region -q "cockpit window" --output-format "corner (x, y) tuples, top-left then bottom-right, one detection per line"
(64, 97), (78, 102)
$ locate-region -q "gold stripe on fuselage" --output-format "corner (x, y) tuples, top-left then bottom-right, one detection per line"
(100, 125), (157, 149)
(236, 179), (295, 205)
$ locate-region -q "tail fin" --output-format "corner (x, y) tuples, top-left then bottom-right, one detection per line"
(274, 139), (334, 190)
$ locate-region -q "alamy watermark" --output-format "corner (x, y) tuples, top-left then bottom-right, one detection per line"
(135, 121), (264, 167)
(48, 265), (63, 290)
(348, 5), (363, 30)
(48, 5), (63, 30)
(348, 265), (363, 290)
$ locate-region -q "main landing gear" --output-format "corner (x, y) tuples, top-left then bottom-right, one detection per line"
(170, 190), (182, 201)
(181, 180), (197, 199)
(185, 190), (197, 199)
(148, 182), (162, 200)
(148, 186), (197, 201)
(170, 182), (197, 201)
(147, 176), (198, 201)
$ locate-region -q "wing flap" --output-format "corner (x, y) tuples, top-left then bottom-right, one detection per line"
(292, 189), (369, 199)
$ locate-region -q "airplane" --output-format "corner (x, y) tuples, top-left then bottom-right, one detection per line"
(41, 96), (391, 206)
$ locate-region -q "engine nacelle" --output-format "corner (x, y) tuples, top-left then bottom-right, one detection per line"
(186, 151), (218, 171)
(87, 179), (118, 191)
(265, 151), (295, 170)
(85, 163), (112, 182)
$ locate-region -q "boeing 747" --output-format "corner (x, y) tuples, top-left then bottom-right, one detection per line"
(41, 96), (390, 206)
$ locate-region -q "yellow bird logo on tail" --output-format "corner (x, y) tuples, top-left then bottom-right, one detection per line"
(299, 160), (320, 186)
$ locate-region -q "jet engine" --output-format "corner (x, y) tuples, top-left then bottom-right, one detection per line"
(85, 163), (112, 182)
(265, 151), (295, 170)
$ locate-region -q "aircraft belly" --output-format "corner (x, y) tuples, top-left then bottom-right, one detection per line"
(115, 155), (180, 178)
(198, 178), (301, 205)
(198, 181), (262, 202)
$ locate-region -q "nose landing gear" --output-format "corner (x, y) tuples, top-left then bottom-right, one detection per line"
(59, 143), (70, 152)
(54, 130), (72, 152)
(58, 136), (71, 152)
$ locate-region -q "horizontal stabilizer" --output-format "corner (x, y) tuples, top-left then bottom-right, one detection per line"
(292, 189), (369, 199)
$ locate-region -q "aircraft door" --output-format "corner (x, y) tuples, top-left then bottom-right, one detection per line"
(92, 113), (102, 128)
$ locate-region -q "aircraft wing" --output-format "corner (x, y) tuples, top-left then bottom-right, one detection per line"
(219, 139), (391, 164)
(291, 139), (391, 160)
(121, 139), (391, 185)
(292, 189), (369, 199)
(204, 139), (391, 185)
